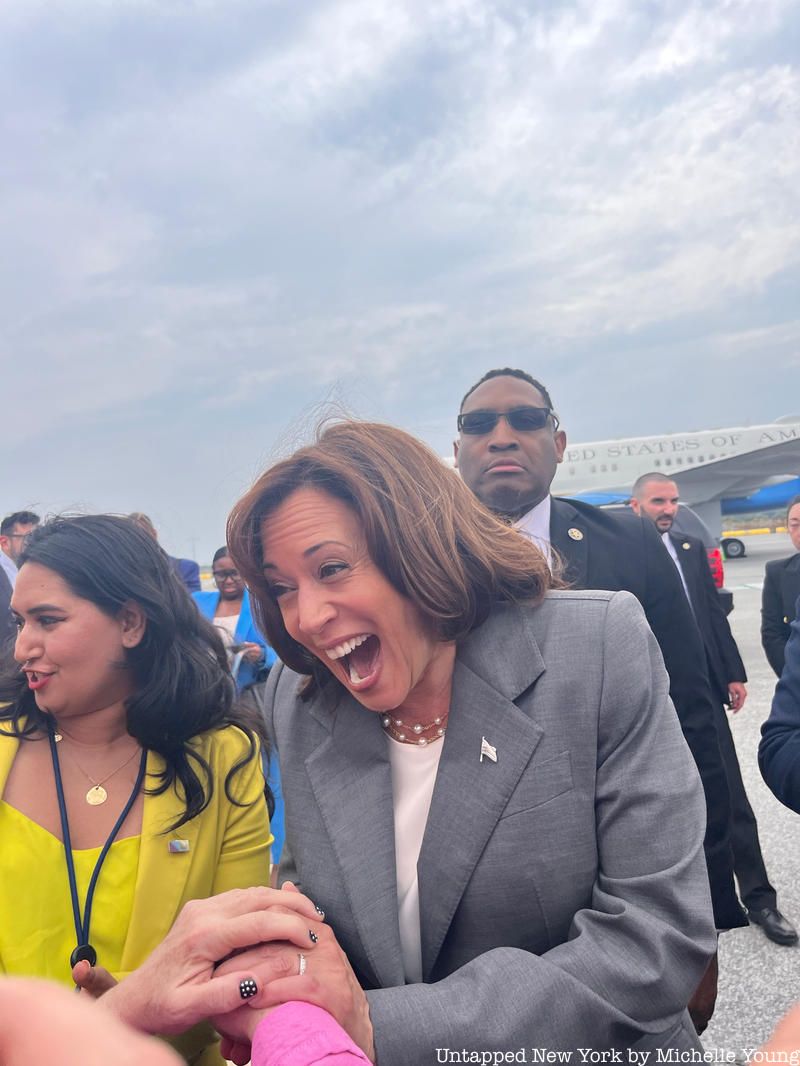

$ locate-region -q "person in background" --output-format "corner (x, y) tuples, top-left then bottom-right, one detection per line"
(761, 495), (800, 677)
(128, 512), (201, 593)
(1, 515), (272, 1065)
(453, 367), (742, 1032)
(0, 512), (37, 669)
(223, 419), (716, 1063)
(0, 511), (40, 590)
(0, 568), (14, 664)
(193, 548), (284, 866)
(760, 600), (800, 815)
(631, 473), (797, 947)
(194, 547), (275, 691)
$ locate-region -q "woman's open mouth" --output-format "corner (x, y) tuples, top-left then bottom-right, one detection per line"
(324, 633), (381, 689)
(25, 670), (53, 692)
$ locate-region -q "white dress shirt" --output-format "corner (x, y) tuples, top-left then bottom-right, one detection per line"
(0, 552), (17, 589)
(662, 531), (694, 611)
(514, 495), (553, 567)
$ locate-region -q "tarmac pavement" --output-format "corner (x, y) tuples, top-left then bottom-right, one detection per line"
(703, 533), (800, 1054)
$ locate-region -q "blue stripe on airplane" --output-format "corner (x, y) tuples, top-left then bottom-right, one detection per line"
(721, 477), (800, 514)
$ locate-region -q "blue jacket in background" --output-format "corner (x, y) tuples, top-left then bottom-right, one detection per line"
(193, 589), (276, 689)
(171, 555), (201, 593)
(192, 588), (283, 863)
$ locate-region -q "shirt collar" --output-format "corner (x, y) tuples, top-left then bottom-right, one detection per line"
(514, 496), (552, 564)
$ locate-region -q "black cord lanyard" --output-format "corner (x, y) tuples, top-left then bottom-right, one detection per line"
(47, 727), (147, 973)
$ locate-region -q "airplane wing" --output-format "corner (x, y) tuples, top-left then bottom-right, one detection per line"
(672, 438), (800, 506)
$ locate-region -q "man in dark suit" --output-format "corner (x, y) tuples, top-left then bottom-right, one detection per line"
(761, 496), (800, 676)
(631, 472), (797, 946)
(454, 367), (744, 1031)
(0, 565), (14, 666)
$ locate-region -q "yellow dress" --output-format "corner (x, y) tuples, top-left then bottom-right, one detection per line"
(0, 724), (272, 1066)
(0, 800), (140, 983)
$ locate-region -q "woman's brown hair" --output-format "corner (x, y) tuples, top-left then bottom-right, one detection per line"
(227, 421), (551, 680)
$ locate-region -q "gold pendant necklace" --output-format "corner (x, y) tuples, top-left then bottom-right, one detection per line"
(86, 785), (109, 806)
(58, 744), (142, 806)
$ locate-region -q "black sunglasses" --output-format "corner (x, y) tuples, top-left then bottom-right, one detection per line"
(457, 406), (558, 435)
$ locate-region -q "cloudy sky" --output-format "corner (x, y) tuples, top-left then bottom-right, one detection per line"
(3, 0), (798, 560)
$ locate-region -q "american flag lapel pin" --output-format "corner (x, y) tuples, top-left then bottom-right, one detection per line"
(480, 736), (498, 763)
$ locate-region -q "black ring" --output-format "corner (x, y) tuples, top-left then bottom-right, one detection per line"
(239, 978), (258, 1000)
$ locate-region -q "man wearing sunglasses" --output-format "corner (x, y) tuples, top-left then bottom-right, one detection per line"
(454, 368), (744, 1033)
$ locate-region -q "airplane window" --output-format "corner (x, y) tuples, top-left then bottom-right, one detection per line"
(569, 467), (575, 475)
(591, 465), (596, 473)
(687, 456), (694, 463)
(665, 459), (672, 466)
(654, 459), (661, 467)
(699, 455), (704, 461)
(600, 464), (607, 472)
(612, 463), (618, 471)
(676, 457), (683, 465)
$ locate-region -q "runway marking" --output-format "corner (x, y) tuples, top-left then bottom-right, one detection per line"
(726, 583), (764, 591)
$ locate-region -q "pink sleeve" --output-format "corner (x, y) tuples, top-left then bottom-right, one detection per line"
(251, 1001), (371, 1066)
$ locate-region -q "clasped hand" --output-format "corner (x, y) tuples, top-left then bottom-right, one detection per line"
(89, 883), (374, 1064)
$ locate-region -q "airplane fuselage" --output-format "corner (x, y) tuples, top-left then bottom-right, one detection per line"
(553, 422), (800, 499)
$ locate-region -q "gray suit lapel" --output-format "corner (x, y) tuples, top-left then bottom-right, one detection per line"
(304, 692), (405, 990)
(418, 608), (546, 980)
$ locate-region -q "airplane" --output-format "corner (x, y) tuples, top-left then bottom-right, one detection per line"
(550, 416), (800, 558)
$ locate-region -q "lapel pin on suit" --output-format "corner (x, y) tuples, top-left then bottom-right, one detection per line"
(480, 737), (497, 763)
(168, 839), (190, 853)
(682, 542), (691, 550)
(568, 528), (583, 541)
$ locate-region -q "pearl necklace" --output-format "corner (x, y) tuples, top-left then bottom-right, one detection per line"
(381, 713), (447, 746)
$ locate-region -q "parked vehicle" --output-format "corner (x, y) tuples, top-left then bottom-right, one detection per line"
(721, 536), (746, 559)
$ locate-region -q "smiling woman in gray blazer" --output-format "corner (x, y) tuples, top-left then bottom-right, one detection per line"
(226, 421), (716, 1065)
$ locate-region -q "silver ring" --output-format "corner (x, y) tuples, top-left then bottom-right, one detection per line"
(297, 952), (307, 976)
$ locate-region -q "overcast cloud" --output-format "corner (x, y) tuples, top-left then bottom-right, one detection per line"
(2, 0), (798, 559)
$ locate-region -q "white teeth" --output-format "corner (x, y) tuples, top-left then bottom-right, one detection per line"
(324, 634), (370, 661)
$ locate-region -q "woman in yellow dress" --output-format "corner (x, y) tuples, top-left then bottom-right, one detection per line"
(0, 514), (272, 1065)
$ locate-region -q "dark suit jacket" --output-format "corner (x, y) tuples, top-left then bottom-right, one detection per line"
(170, 555), (201, 594)
(0, 566), (14, 666)
(550, 497), (744, 930)
(761, 554), (800, 677)
(667, 531), (747, 706)
(759, 600), (800, 813)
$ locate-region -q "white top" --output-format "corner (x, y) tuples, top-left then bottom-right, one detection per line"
(213, 613), (239, 648)
(661, 532), (694, 610)
(515, 495), (553, 566)
(387, 735), (444, 983)
(0, 552), (17, 589)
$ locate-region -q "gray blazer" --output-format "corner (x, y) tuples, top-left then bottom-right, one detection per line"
(265, 590), (716, 1062)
